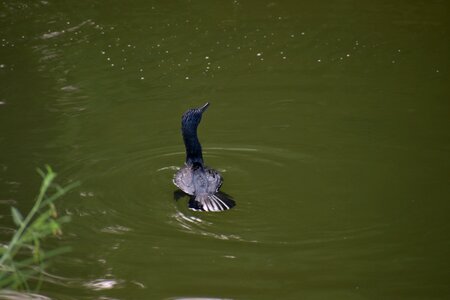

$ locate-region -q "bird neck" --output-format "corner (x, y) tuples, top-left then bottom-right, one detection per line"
(183, 132), (204, 166)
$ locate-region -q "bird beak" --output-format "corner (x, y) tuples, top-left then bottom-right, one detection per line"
(199, 102), (209, 112)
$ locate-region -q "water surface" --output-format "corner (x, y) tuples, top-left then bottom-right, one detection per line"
(0, 1), (449, 299)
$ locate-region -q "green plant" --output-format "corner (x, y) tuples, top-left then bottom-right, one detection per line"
(0, 166), (79, 291)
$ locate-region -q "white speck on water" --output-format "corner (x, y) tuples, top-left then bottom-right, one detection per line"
(127, 44), (131, 47)
(205, 56), (209, 59)
(139, 68), (143, 72)
(0, 101), (5, 105)
(101, 51), (105, 54)
(398, 49), (401, 52)
(346, 53), (351, 57)
(84, 279), (119, 291)
(131, 281), (146, 289)
(317, 59), (321, 62)
(107, 57), (110, 61)
(0, 64), (4, 68)
(80, 191), (95, 197)
(290, 34), (295, 38)
(301, 32), (305, 35)
(436, 69), (440, 73)
(256, 52), (262, 56)
(282, 56), (286, 59)
(110, 63), (114, 67)
(185, 76), (189, 80)
(140, 77), (144, 80)
(392, 60), (395, 64)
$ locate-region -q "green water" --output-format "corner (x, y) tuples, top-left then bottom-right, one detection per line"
(1, 1), (449, 299)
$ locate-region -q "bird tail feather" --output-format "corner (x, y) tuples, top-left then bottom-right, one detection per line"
(189, 193), (235, 212)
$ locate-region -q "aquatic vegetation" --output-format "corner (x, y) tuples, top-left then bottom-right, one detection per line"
(0, 166), (79, 291)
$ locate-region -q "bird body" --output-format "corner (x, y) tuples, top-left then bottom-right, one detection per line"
(173, 103), (235, 212)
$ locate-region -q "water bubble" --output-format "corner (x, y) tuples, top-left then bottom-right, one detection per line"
(256, 52), (262, 56)
(185, 76), (189, 80)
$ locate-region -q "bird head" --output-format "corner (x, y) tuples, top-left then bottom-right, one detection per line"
(181, 102), (209, 135)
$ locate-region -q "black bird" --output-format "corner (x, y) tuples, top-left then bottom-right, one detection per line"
(173, 102), (235, 212)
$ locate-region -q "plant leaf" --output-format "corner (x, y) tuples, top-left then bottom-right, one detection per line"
(11, 207), (23, 226)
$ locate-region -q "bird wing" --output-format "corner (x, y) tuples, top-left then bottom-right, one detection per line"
(205, 167), (223, 194)
(173, 166), (195, 195)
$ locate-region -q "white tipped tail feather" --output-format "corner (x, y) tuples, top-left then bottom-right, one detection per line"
(189, 193), (235, 212)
